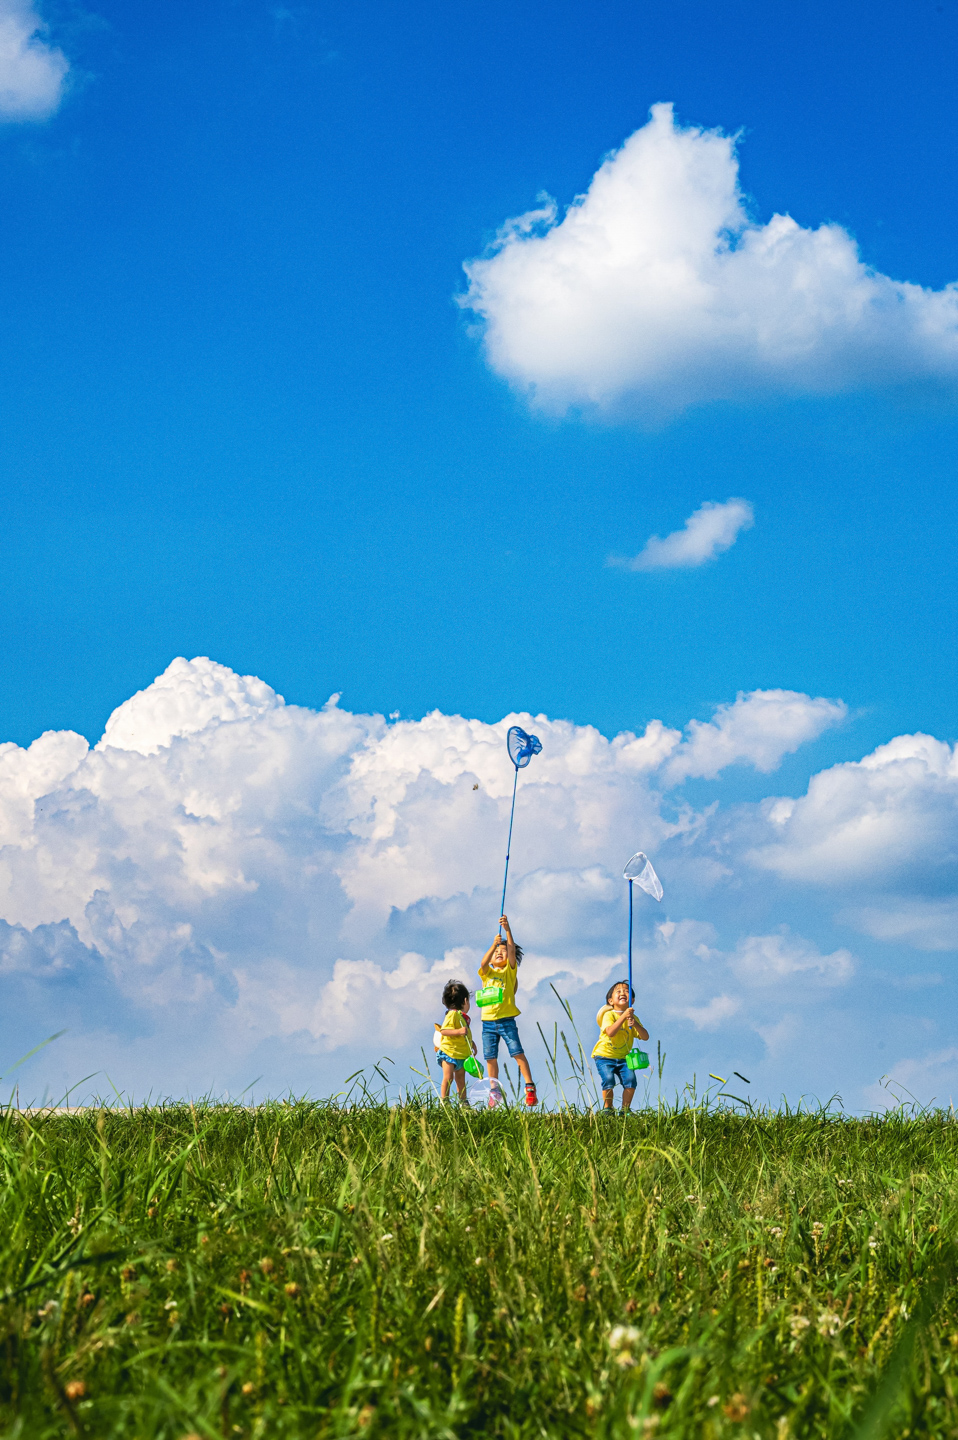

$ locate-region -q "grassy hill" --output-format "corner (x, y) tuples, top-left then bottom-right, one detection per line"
(0, 1097), (955, 1437)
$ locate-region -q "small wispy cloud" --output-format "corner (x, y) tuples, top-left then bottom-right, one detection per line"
(0, 0), (69, 122)
(610, 497), (753, 572)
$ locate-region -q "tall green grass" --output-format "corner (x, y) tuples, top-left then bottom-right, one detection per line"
(0, 1095), (956, 1438)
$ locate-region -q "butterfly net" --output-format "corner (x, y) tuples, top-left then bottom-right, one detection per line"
(623, 851), (663, 901)
(507, 725), (543, 770)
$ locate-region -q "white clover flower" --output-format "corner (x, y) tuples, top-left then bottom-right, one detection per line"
(609, 1325), (641, 1351)
(769, 1226), (784, 1238)
(789, 1314), (811, 1337)
(817, 1310), (841, 1337)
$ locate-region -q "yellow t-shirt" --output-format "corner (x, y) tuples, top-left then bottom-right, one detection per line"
(591, 1008), (642, 1059)
(476, 961), (520, 1020)
(438, 1010), (472, 1060)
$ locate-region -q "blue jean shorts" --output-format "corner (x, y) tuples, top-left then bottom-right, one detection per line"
(482, 1017), (525, 1062)
(595, 1056), (634, 1090)
(436, 1051), (465, 1070)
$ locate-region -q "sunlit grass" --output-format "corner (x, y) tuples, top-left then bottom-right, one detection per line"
(0, 1083), (956, 1438)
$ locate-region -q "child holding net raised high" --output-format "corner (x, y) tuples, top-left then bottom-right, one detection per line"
(476, 914), (537, 1108)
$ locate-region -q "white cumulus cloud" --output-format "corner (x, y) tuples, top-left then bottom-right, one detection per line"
(0, 0), (68, 121)
(612, 498), (754, 571)
(0, 656), (956, 1111)
(665, 688), (847, 782)
(749, 732), (958, 884)
(461, 103), (958, 418)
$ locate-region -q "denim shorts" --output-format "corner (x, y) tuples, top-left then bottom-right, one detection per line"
(482, 1017), (525, 1062)
(436, 1051), (465, 1070)
(595, 1056), (634, 1090)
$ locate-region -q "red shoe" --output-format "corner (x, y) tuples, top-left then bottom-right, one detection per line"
(524, 1083), (538, 1107)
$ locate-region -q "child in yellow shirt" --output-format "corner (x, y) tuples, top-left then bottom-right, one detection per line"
(477, 913), (537, 1108)
(592, 980), (649, 1113)
(434, 980), (478, 1103)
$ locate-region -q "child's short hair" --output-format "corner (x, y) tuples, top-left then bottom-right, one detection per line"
(442, 979), (469, 1010)
(606, 979), (635, 1003)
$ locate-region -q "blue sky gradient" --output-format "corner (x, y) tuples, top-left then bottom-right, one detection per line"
(1, 0), (958, 1109)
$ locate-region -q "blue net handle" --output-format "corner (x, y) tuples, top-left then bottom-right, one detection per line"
(499, 726), (543, 932)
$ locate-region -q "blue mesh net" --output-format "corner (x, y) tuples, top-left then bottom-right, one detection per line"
(507, 726), (543, 770)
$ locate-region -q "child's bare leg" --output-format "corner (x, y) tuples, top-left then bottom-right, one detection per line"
(454, 1068), (468, 1100)
(602, 1089), (614, 1110)
(514, 1053), (533, 1085)
(622, 1086), (636, 1112)
(486, 1057), (499, 1084)
(440, 1061), (454, 1099)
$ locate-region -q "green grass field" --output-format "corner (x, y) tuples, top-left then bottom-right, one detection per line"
(1, 1088), (957, 1439)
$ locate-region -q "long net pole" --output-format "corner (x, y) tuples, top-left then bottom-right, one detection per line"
(628, 878), (633, 1006)
(499, 764), (520, 936)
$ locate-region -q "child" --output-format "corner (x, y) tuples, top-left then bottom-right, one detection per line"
(591, 980), (649, 1113)
(477, 914), (537, 1109)
(435, 980), (478, 1103)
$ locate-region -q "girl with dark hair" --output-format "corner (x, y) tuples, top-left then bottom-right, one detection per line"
(591, 980), (649, 1113)
(434, 979), (478, 1103)
(477, 913), (537, 1108)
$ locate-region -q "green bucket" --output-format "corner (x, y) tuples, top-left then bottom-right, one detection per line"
(476, 985), (504, 1008)
(463, 1055), (483, 1079)
(626, 1049), (650, 1071)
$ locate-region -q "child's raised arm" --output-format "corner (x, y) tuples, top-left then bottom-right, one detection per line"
(478, 937), (499, 976)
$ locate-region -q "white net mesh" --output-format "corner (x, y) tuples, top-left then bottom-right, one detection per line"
(623, 851), (663, 901)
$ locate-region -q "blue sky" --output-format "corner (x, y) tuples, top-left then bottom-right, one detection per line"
(2, 0), (958, 1110)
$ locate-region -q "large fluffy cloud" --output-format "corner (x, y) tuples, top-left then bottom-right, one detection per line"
(3, 657), (958, 1110)
(461, 104), (958, 418)
(0, 0), (68, 121)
